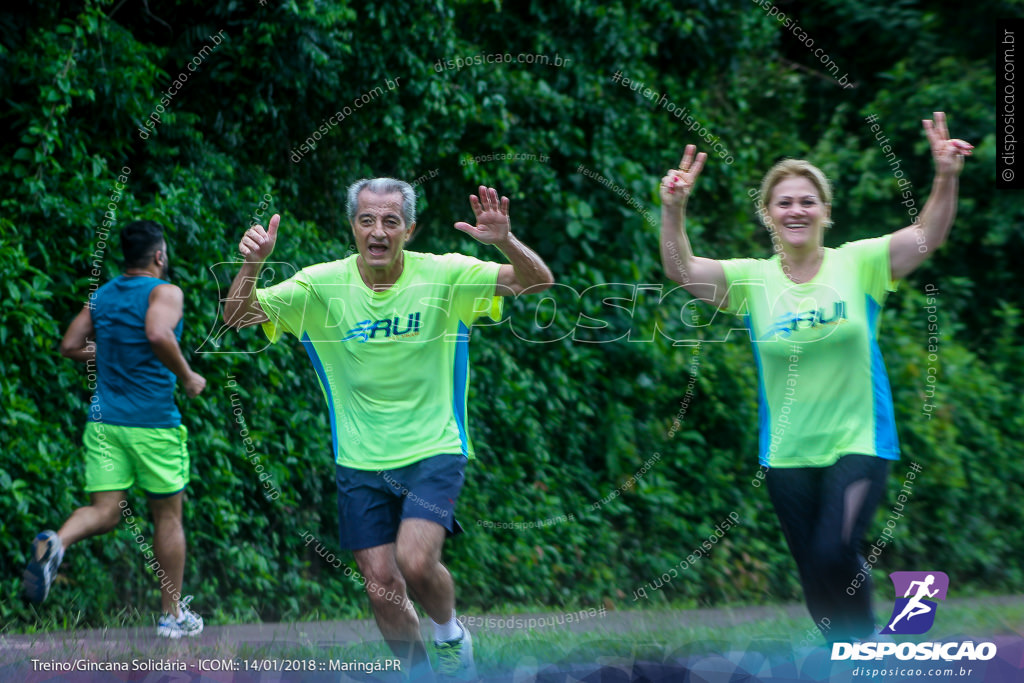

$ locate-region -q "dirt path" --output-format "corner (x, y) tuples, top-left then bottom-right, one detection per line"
(0, 601), (812, 663)
(2, 596), (1022, 681)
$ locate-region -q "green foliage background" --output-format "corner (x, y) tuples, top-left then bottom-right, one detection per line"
(1, 0), (1021, 630)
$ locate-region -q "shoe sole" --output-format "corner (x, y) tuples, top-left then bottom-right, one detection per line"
(156, 620), (204, 639)
(23, 534), (59, 603)
(22, 564), (49, 603)
(156, 626), (203, 639)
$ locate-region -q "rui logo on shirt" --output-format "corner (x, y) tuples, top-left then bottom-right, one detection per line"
(758, 301), (847, 341)
(342, 312), (422, 343)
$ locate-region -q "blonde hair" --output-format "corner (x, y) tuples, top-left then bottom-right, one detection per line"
(757, 159), (832, 227)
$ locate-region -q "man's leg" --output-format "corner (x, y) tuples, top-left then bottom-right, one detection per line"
(130, 424), (200, 637)
(341, 455), (469, 676)
(24, 489), (126, 603)
(147, 492), (185, 616)
(58, 490), (127, 546)
(391, 453), (473, 679)
(395, 518), (453, 625)
(338, 460), (424, 666)
(353, 542), (429, 670)
(392, 454), (466, 636)
(24, 421), (133, 603)
(60, 421), (132, 547)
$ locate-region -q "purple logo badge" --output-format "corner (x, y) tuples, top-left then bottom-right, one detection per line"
(880, 571), (949, 635)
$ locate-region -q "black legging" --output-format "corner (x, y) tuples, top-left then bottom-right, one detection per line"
(766, 453), (890, 643)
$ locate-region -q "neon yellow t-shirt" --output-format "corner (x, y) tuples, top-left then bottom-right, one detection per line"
(720, 236), (900, 468)
(255, 251), (502, 470)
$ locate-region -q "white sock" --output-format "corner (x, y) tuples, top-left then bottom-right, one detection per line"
(432, 612), (463, 643)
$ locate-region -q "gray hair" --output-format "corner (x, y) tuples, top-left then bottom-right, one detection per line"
(346, 177), (416, 227)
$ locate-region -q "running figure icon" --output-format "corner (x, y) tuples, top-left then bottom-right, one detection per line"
(887, 574), (940, 631)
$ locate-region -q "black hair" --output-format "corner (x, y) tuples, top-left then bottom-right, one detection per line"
(121, 220), (166, 268)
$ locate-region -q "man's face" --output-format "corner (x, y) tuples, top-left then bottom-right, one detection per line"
(351, 190), (413, 270)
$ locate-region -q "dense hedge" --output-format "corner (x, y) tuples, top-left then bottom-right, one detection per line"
(1, 0), (1021, 630)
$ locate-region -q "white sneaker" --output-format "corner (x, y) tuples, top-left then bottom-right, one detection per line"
(435, 623), (476, 680)
(156, 595), (204, 638)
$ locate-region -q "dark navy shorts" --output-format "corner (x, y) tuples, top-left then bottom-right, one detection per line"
(335, 453), (467, 551)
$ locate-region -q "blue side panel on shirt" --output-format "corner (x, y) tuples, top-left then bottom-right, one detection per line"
(745, 314), (773, 468)
(865, 295), (900, 460)
(301, 332), (340, 463)
(452, 321), (471, 457)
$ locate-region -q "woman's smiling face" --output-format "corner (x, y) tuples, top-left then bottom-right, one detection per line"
(766, 176), (830, 251)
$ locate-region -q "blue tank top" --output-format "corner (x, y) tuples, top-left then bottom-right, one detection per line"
(88, 275), (182, 428)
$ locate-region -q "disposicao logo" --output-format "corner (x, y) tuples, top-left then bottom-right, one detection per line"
(831, 570), (997, 662)
(881, 571), (948, 635)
